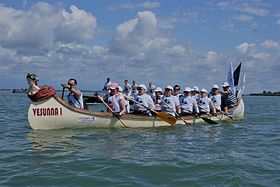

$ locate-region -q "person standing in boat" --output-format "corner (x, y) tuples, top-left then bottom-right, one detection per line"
(198, 88), (216, 115)
(148, 82), (156, 97)
(106, 83), (126, 116)
(61, 78), (84, 109)
(103, 77), (112, 91)
(123, 80), (132, 96)
(133, 84), (155, 116)
(180, 87), (199, 115)
(26, 73), (40, 96)
(131, 80), (138, 97)
(161, 85), (181, 116)
(209, 84), (222, 112)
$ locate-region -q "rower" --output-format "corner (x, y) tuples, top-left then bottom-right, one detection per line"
(161, 85), (180, 116)
(180, 87), (199, 115)
(192, 86), (200, 102)
(61, 78), (84, 109)
(209, 84), (222, 112)
(107, 83), (126, 116)
(198, 88), (216, 115)
(221, 82), (236, 115)
(173, 84), (182, 99)
(153, 87), (163, 112)
(133, 84), (155, 116)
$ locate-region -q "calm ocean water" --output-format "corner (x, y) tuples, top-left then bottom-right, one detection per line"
(0, 91), (279, 186)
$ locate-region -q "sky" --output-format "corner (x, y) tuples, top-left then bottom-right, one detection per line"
(0, 0), (279, 93)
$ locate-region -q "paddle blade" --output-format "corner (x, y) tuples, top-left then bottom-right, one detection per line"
(201, 117), (219, 124)
(156, 112), (177, 125)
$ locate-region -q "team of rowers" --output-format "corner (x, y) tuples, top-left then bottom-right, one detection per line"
(26, 73), (236, 117)
(100, 78), (237, 117)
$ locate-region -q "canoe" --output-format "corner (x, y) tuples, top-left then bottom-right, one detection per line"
(28, 94), (244, 130)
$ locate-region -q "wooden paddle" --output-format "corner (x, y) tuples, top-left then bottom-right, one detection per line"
(125, 96), (176, 125)
(96, 94), (128, 128)
(160, 98), (191, 125)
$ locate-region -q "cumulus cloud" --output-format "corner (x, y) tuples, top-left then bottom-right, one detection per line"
(239, 4), (268, 16)
(236, 42), (255, 54)
(0, 2), (97, 55)
(216, 2), (268, 16)
(206, 51), (219, 63)
(109, 11), (162, 56)
(109, 1), (160, 10)
(233, 14), (253, 22)
(251, 52), (270, 60)
(260, 40), (280, 49)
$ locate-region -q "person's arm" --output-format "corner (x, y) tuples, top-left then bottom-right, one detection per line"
(147, 95), (155, 109)
(119, 98), (126, 116)
(209, 99), (216, 115)
(175, 96), (181, 114)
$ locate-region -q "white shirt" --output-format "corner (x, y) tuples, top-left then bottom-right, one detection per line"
(124, 83), (132, 96)
(108, 94), (123, 113)
(133, 94), (154, 111)
(209, 94), (221, 111)
(180, 95), (199, 114)
(67, 93), (84, 109)
(198, 97), (212, 113)
(103, 81), (112, 91)
(161, 95), (180, 116)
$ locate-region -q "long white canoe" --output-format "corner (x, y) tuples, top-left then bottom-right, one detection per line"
(28, 95), (244, 130)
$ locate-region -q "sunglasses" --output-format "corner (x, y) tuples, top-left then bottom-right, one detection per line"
(68, 83), (76, 86)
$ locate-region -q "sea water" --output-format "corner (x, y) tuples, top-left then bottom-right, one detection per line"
(0, 91), (279, 186)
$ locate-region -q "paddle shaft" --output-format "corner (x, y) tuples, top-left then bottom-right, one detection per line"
(62, 87), (65, 100)
(96, 95), (128, 128)
(160, 98), (191, 125)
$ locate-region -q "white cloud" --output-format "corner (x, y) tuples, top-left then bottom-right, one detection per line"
(236, 42), (255, 54)
(109, 11), (161, 56)
(239, 4), (268, 16)
(142, 1), (161, 8)
(164, 45), (186, 56)
(206, 51), (219, 63)
(0, 2), (97, 55)
(260, 40), (279, 49)
(56, 5), (97, 43)
(109, 1), (160, 10)
(233, 14), (253, 22)
(251, 52), (269, 60)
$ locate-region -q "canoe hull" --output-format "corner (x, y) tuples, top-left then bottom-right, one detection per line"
(28, 95), (244, 130)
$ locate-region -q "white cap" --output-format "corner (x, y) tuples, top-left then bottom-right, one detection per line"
(138, 84), (147, 90)
(165, 85), (173, 91)
(184, 87), (191, 92)
(222, 82), (229, 87)
(201, 88), (208, 93)
(193, 86), (199, 92)
(212, 84), (219, 89)
(155, 87), (163, 92)
(118, 86), (123, 92)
